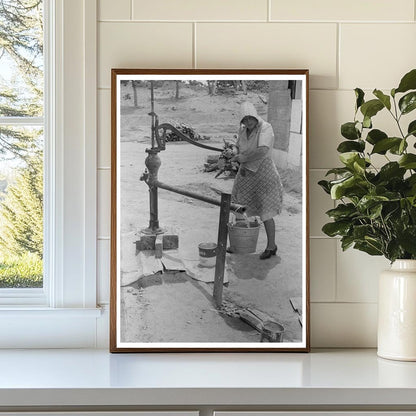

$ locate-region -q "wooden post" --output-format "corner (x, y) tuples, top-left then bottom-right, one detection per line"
(175, 81), (180, 99)
(268, 80), (291, 152)
(213, 193), (231, 307)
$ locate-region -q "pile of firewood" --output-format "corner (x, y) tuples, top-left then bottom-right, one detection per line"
(204, 140), (240, 178)
(165, 121), (210, 142)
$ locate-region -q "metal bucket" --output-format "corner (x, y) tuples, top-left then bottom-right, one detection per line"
(260, 321), (285, 342)
(228, 221), (260, 254)
(198, 242), (217, 268)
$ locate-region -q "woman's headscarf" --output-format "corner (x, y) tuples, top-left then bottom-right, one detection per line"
(239, 101), (259, 124)
(239, 101), (274, 149)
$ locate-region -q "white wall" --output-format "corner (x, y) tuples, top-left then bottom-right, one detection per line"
(96, 0), (416, 348)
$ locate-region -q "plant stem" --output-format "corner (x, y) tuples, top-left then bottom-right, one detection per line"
(390, 97), (406, 139)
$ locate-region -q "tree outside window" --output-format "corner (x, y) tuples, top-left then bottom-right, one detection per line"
(0, 0), (44, 288)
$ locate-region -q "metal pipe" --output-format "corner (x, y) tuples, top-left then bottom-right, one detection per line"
(155, 180), (245, 213)
(150, 81), (155, 149)
(142, 149), (163, 235)
(213, 193), (231, 307)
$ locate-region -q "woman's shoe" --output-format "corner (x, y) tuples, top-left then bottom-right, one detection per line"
(259, 245), (277, 260)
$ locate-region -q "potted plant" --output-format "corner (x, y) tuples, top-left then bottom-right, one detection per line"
(319, 68), (416, 361)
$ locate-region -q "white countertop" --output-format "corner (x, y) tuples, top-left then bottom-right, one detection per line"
(0, 349), (416, 408)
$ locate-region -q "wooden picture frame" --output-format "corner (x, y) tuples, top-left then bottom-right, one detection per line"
(110, 69), (310, 352)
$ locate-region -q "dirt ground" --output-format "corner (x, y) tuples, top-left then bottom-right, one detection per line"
(119, 82), (303, 344)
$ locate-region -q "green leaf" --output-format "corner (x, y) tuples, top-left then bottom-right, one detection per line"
(355, 88), (365, 110)
(353, 224), (374, 240)
(386, 240), (402, 262)
(341, 122), (360, 140)
(395, 69), (416, 94)
(391, 88), (396, 98)
(322, 221), (351, 237)
(390, 139), (408, 155)
(354, 241), (383, 256)
(326, 203), (357, 220)
(371, 137), (402, 154)
(318, 180), (331, 194)
(406, 174), (416, 187)
(369, 203), (383, 220)
(407, 120), (416, 138)
(330, 176), (354, 199)
(363, 116), (372, 129)
(339, 152), (360, 167)
(366, 129), (387, 145)
(337, 140), (365, 153)
(399, 154), (416, 169)
(378, 162), (406, 181)
(373, 89), (391, 110)
(398, 227), (416, 255)
(357, 195), (389, 212)
(360, 99), (384, 119)
(353, 158), (366, 174)
(325, 167), (351, 176)
(330, 175), (365, 200)
(399, 91), (416, 115)
(341, 235), (355, 251)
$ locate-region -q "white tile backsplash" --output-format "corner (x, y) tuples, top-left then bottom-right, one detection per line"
(336, 245), (389, 303)
(271, 0), (414, 22)
(309, 170), (334, 237)
(196, 23), (338, 89)
(310, 239), (337, 302)
(96, 1), (416, 347)
(340, 24), (416, 90)
(132, 0), (268, 21)
(98, 0), (131, 21)
(311, 303), (378, 347)
(98, 22), (193, 88)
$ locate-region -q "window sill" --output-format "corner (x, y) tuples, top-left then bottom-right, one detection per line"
(0, 306), (102, 316)
(0, 307), (103, 348)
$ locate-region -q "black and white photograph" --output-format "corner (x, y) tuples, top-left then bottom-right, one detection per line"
(110, 69), (309, 352)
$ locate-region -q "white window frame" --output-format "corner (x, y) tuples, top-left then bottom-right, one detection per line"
(0, 0), (101, 348)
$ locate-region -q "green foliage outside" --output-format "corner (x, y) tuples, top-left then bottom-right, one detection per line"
(0, 252), (42, 288)
(0, 155), (43, 258)
(319, 69), (416, 263)
(0, 0), (44, 287)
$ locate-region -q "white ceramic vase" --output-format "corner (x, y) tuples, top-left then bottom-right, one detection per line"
(378, 259), (416, 361)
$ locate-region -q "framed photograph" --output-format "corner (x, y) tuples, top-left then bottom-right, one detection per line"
(110, 69), (309, 352)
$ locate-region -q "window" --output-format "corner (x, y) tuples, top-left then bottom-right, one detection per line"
(0, 0), (100, 348)
(0, 0), (46, 299)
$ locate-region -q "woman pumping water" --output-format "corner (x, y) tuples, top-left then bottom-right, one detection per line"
(230, 102), (283, 260)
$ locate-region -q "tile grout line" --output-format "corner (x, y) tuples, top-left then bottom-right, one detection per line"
(333, 230), (339, 303)
(336, 22), (341, 90)
(267, 0), (271, 22)
(311, 301), (378, 305)
(97, 19), (415, 24)
(193, 22), (197, 69)
(130, 0), (133, 20)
